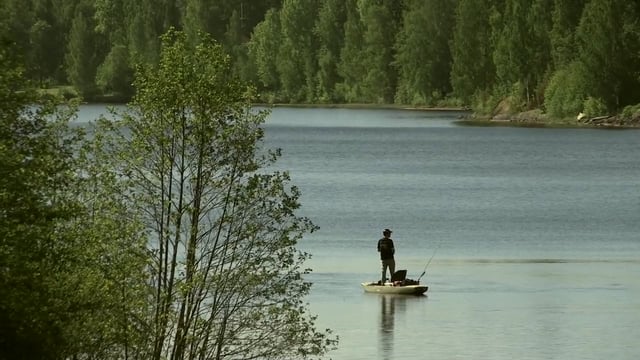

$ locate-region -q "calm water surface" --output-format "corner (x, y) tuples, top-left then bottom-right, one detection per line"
(79, 105), (640, 360)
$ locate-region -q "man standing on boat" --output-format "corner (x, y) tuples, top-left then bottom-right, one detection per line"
(377, 229), (395, 284)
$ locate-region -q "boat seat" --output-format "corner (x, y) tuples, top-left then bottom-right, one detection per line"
(391, 270), (407, 282)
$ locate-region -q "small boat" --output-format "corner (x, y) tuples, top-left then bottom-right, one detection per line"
(361, 270), (428, 295)
(361, 281), (428, 295)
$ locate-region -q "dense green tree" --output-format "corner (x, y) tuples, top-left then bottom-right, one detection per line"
(122, 0), (160, 64)
(0, 0), (35, 73)
(65, 1), (106, 98)
(314, 0), (347, 102)
(450, 0), (496, 104)
(95, 43), (135, 97)
(225, 9), (258, 84)
(94, 0), (127, 43)
(359, 1), (397, 103)
(248, 9), (282, 95)
(1, 0), (79, 86)
(543, 60), (590, 117)
(27, 0), (67, 85)
(100, 29), (337, 360)
(184, 0), (237, 43)
(492, 0), (534, 108)
(28, 19), (55, 85)
(526, 0), (554, 106)
(395, 0), (456, 105)
(0, 40), (147, 360)
(549, 0), (585, 67)
(236, 0), (285, 36)
(276, 0), (320, 102)
(185, 0), (282, 44)
(575, 0), (640, 110)
(94, 0), (181, 69)
(336, 0), (366, 102)
(93, 0), (151, 99)
(1, 42), (77, 360)
(121, 0), (181, 65)
(183, 0), (216, 44)
(50, 0), (81, 32)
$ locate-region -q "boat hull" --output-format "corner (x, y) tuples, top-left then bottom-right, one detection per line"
(361, 282), (428, 295)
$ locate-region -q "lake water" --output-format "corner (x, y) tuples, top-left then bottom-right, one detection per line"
(79, 105), (640, 360)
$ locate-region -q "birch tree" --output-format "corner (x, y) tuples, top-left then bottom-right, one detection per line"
(103, 29), (336, 360)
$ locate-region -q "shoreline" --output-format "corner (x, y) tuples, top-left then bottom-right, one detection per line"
(454, 119), (640, 130)
(73, 96), (640, 129)
(255, 102), (470, 112)
(459, 112), (640, 130)
(259, 103), (640, 129)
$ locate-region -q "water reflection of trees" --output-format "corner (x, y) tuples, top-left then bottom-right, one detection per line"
(379, 295), (407, 360)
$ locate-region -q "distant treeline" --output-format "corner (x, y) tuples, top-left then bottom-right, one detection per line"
(2, 0), (640, 117)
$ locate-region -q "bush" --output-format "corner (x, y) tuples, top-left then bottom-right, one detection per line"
(582, 97), (608, 117)
(620, 103), (640, 119)
(471, 90), (499, 115)
(544, 61), (591, 118)
(507, 81), (527, 113)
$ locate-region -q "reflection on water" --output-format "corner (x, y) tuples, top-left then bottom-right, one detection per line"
(378, 295), (407, 360)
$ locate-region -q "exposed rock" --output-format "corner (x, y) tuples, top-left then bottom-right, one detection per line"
(492, 97), (514, 117)
(470, 98), (640, 128)
(579, 114), (640, 127)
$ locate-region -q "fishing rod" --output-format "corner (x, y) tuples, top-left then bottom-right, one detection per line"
(417, 244), (439, 282)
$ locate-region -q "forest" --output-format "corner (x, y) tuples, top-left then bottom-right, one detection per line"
(2, 1), (639, 359)
(2, 0), (640, 119)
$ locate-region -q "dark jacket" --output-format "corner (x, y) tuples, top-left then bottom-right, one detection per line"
(377, 237), (395, 260)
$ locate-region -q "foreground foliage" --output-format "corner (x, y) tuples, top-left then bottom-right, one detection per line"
(1, 28), (336, 359)
(92, 29), (337, 359)
(1, 38), (148, 359)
